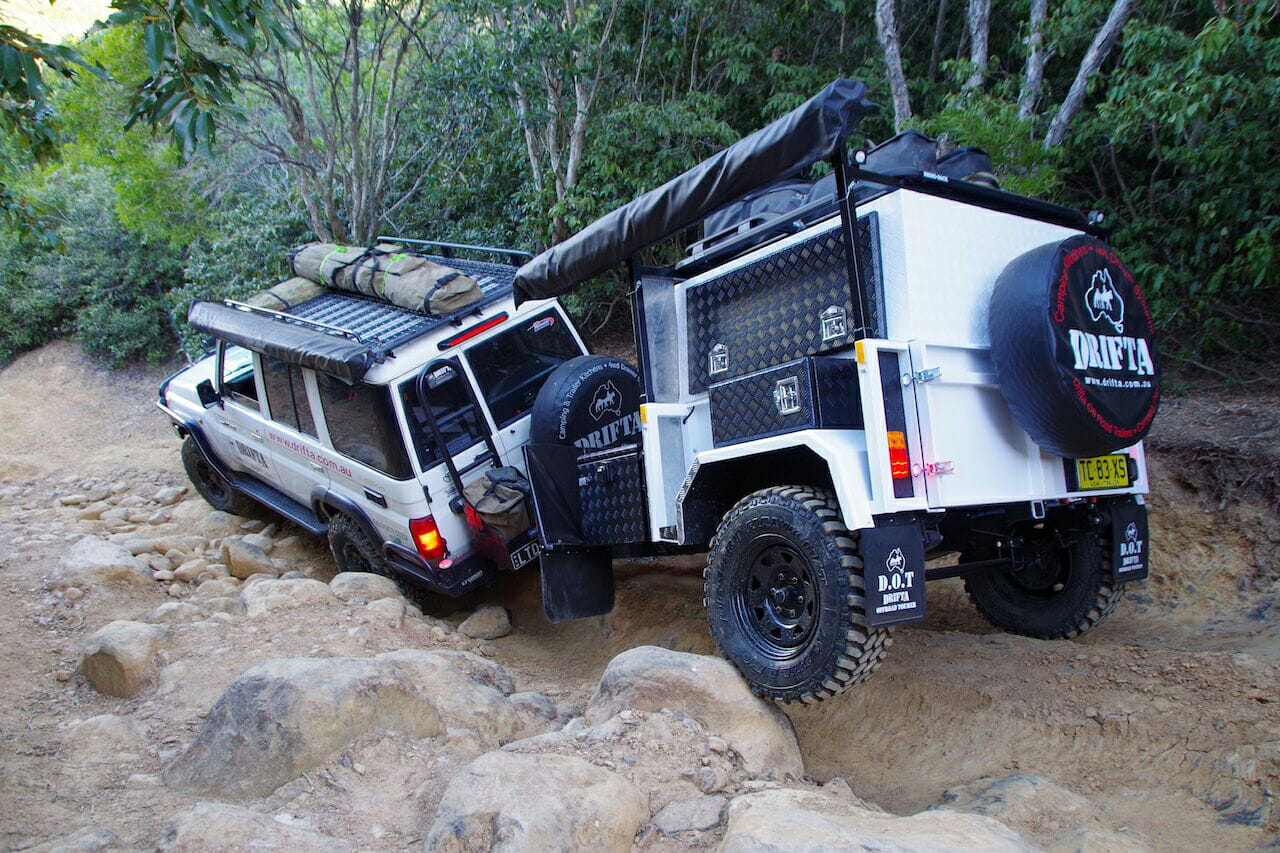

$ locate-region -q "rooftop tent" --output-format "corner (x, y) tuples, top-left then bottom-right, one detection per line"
(513, 78), (875, 304)
(188, 301), (377, 383)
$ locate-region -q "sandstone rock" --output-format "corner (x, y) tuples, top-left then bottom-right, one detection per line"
(124, 538), (160, 556)
(76, 501), (112, 521)
(239, 578), (336, 617)
(159, 802), (351, 852)
(241, 532), (275, 552)
(459, 604), (511, 639)
(163, 655), (445, 796)
(425, 751), (647, 851)
(937, 775), (1097, 836)
(48, 537), (148, 590)
(77, 621), (167, 697)
(223, 539), (274, 579)
(154, 486), (187, 506)
(152, 570), (175, 582)
(364, 597), (405, 628)
(26, 825), (121, 852)
(430, 649), (516, 695)
(587, 646), (803, 777)
(202, 595), (245, 616)
(652, 795), (728, 834)
(63, 714), (148, 763)
(376, 650), (520, 739)
(509, 691), (559, 720)
(149, 602), (206, 624)
(330, 571), (401, 604)
(1047, 828), (1152, 853)
(59, 494), (87, 506)
(720, 787), (1032, 852)
(240, 519), (266, 533)
(167, 582), (190, 598)
(173, 559), (209, 584)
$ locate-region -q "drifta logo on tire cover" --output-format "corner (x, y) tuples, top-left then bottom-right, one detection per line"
(589, 380), (623, 421)
(1085, 268), (1124, 333)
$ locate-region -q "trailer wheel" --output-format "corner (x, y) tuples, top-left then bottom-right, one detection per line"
(963, 533), (1124, 639)
(705, 486), (891, 703)
(181, 437), (257, 517)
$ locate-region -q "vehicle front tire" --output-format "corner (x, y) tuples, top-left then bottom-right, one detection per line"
(705, 486), (892, 703)
(963, 534), (1124, 639)
(181, 436), (257, 517)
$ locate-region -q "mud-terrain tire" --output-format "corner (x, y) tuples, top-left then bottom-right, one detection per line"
(705, 486), (892, 703)
(326, 514), (438, 610)
(989, 235), (1160, 458)
(963, 534), (1124, 639)
(181, 436), (257, 517)
(529, 355), (641, 449)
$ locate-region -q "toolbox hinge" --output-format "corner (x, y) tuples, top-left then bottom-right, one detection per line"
(903, 367), (941, 384)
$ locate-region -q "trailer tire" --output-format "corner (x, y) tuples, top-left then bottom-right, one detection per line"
(705, 486), (891, 703)
(963, 534), (1124, 639)
(181, 437), (257, 517)
(529, 355), (641, 450)
(988, 235), (1160, 458)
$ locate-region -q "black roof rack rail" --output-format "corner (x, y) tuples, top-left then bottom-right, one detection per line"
(376, 236), (533, 267)
(222, 299), (375, 348)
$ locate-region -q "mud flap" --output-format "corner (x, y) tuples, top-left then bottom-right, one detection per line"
(540, 547), (615, 622)
(861, 520), (926, 628)
(1109, 499), (1149, 581)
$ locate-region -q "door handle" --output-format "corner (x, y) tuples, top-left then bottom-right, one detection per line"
(363, 489), (387, 508)
(249, 431), (264, 443)
(217, 419), (235, 430)
(307, 461), (326, 472)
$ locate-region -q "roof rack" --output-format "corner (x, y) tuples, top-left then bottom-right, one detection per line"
(223, 299), (374, 346)
(377, 236), (533, 267)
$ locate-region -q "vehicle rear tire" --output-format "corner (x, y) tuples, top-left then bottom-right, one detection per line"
(705, 486), (892, 703)
(963, 534), (1124, 639)
(326, 514), (434, 609)
(181, 436), (258, 517)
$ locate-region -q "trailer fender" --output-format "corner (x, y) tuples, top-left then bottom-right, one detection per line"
(676, 430), (874, 545)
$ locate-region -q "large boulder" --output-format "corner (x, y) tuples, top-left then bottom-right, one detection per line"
(159, 802), (351, 852)
(163, 654), (446, 796)
(424, 751), (647, 851)
(720, 787), (1032, 852)
(48, 537), (148, 590)
(936, 774), (1097, 838)
(223, 539), (275, 580)
(330, 571), (401, 604)
(239, 578), (336, 617)
(77, 621), (167, 697)
(458, 605), (512, 640)
(375, 650), (521, 740)
(586, 646), (803, 777)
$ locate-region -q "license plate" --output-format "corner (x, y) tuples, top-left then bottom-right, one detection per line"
(510, 541), (540, 570)
(1069, 454), (1133, 491)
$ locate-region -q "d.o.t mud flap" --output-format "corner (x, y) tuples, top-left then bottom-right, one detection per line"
(1109, 499), (1149, 581)
(861, 520), (926, 628)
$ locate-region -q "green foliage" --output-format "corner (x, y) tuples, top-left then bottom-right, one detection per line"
(919, 95), (1064, 198)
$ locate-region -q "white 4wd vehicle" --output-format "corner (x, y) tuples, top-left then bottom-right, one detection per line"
(162, 79), (1158, 703)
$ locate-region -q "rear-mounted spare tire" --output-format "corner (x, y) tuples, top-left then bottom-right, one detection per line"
(989, 235), (1160, 458)
(530, 355), (642, 450)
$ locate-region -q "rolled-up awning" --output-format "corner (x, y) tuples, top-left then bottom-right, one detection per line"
(188, 301), (376, 383)
(513, 78), (874, 303)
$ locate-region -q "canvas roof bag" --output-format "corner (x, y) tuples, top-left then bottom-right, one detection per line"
(246, 277), (326, 311)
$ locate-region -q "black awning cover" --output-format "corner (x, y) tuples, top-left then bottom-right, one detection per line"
(513, 78), (874, 303)
(188, 301), (376, 383)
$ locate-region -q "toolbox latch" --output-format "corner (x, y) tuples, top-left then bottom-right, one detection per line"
(902, 367), (941, 384)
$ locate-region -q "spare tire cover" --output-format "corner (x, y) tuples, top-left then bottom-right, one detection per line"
(530, 355), (642, 450)
(989, 235), (1159, 458)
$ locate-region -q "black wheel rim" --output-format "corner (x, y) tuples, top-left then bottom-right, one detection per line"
(1008, 547), (1070, 597)
(195, 459), (230, 505)
(733, 533), (818, 661)
(341, 541), (374, 574)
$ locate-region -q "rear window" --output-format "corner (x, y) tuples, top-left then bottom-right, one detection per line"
(466, 310), (582, 426)
(315, 374), (413, 480)
(262, 358), (316, 437)
(399, 361), (486, 470)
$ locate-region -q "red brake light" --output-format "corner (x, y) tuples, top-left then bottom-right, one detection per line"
(439, 313), (508, 350)
(410, 516), (447, 561)
(887, 431), (911, 480)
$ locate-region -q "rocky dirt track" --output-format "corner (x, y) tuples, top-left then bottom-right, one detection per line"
(0, 341), (1276, 852)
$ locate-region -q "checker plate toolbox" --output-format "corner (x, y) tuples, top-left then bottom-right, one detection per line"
(708, 356), (862, 447)
(577, 445), (648, 545)
(686, 213), (883, 393)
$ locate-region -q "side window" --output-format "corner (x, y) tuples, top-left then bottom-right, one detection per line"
(315, 374), (413, 480)
(399, 363), (485, 470)
(220, 344), (259, 410)
(262, 358), (317, 438)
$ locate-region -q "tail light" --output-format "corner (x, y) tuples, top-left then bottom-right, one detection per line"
(887, 431), (911, 480)
(410, 516), (447, 561)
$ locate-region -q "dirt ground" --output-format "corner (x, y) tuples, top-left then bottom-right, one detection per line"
(0, 341), (1276, 850)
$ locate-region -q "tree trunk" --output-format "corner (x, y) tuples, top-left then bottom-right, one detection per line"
(928, 0), (949, 80)
(962, 0), (990, 90)
(1045, 0), (1136, 147)
(1017, 0), (1048, 119)
(874, 0), (912, 130)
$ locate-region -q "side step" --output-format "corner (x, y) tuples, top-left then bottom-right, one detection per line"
(229, 473), (327, 534)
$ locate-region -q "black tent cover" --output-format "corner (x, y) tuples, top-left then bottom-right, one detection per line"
(513, 78), (874, 303)
(188, 301), (376, 383)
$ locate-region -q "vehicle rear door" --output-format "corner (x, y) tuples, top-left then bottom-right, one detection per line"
(258, 357), (328, 504)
